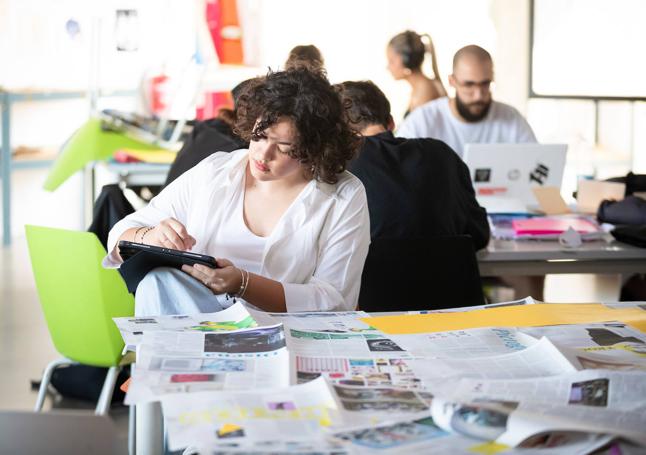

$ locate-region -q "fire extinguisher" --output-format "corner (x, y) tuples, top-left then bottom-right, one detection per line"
(149, 73), (169, 115)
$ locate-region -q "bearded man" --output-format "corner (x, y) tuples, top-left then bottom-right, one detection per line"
(396, 44), (536, 158)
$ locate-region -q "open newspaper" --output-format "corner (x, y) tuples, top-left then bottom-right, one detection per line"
(113, 302), (257, 349)
(112, 301), (646, 452)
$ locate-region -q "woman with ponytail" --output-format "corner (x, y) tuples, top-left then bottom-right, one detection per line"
(387, 30), (447, 117)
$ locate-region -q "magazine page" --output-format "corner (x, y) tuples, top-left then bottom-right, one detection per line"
(408, 337), (577, 390)
(160, 376), (341, 451)
(405, 298), (538, 315)
(203, 439), (349, 454)
(391, 327), (538, 359)
(292, 354), (423, 389)
(559, 344), (646, 372)
(330, 383), (433, 418)
(440, 370), (646, 410)
(430, 396), (646, 448)
(113, 302), (257, 348)
(500, 402), (646, 447)
(286, 328), (410, 358)
(329, 413), (611, 454)
(250, 310), (377, 334)
(125, 346), (289, 404)
(519, 322), (646, 360)
(141, 324), (286, 357)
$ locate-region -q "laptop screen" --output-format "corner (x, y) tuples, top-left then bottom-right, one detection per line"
(462, 143), (568, 210)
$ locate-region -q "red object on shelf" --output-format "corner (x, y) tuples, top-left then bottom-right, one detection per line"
(206, 0), (244, 64)
(149, 73), (169, 115)
(113, 149), (142, 163)
(196, 91), (234, 120)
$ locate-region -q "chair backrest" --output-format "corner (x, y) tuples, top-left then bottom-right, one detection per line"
(358, 235), (484, 312)
(25, 225), (134, 367)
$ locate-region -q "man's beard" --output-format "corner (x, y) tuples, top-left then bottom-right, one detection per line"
(455, 95), (491, 122)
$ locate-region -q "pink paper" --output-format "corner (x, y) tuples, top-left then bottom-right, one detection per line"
(512, 217), (599, 235)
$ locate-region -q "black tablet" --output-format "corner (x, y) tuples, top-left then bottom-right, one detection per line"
(118, 240), (218, 267)
(117, 240), (218, 293)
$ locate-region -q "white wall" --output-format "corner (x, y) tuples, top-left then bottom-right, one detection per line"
(239, 0), (528, 124)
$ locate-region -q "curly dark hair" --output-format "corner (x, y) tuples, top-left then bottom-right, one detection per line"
(234, 69), (361, 184)
(335, 81), (392, 131)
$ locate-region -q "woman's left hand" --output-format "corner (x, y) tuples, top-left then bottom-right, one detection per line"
(181, 258), (243, 295)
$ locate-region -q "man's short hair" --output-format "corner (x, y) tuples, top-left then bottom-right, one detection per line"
(452, 45), (492, 71)
(335, 81), (391, 131)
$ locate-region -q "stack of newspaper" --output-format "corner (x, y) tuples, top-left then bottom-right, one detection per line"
(113, 299), (646, 454)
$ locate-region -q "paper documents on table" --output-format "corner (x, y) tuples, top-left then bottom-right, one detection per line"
(329, 414), (612, 454)
(430, 381), (646, 448)
(140, 324), (286, 357)
(251, 309), (377, 333)
(286, 328), (408, 358)
(330, 383), (433, 418)
(125, 345), (289, 404)
(292, 355), (423, 389)
(113, 302), (257, 349)
(115, 300), (646, 452)
(519, 321), (646, 360)
(391, 327), (538, 359)
(362, 302), (646, 335)
(161, 376), (339, 451)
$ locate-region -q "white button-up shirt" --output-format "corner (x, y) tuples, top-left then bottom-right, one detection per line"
(104, 149), (371, 312)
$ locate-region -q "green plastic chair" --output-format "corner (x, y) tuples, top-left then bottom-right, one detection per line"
(25, 225), (134, 415)
(43, 117), (160, 192)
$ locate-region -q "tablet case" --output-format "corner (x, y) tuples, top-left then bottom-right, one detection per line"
(118, 242), (217, 293)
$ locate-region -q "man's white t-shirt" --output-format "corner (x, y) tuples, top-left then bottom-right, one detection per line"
(396, 97), (537, 157)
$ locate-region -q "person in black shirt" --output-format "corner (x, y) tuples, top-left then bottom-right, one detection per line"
(336, 80), (489, 249)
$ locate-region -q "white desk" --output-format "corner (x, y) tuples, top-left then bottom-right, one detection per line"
(478, 235), (646, 276)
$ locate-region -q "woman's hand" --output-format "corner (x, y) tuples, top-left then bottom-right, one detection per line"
(181, 258), (243, 295)
(143, 218), (196, 251)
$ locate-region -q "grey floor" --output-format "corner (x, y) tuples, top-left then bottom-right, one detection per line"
(0, 168), (129, 449)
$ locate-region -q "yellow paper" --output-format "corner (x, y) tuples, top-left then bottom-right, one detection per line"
(469, 441), (510, 455)
(361, 303), (646, 335)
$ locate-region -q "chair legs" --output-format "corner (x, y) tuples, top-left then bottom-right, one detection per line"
(34, 357), (76, 412)
(128, 405), (136, 455)
(95, 366), (121, 415)
(36, 360), (123, 422)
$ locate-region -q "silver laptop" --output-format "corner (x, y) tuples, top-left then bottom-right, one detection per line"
(462, 143), (568, 213)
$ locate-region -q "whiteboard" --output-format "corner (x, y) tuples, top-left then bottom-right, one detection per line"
(531, 0), (646, 99)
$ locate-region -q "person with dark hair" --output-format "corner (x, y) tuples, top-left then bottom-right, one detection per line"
(163, 79), (253, 187)
(397, 44), (536, 158)
(284, 44), (325, 74)
(387, 30), (446, 116)
(337, 80), (489, 248)
(105, 69), (369, 315)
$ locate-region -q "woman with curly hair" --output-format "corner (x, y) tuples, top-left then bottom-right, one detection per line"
(105, 69), (369, 315)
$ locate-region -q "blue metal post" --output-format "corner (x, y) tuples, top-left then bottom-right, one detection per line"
(1, 92), (11, 246)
